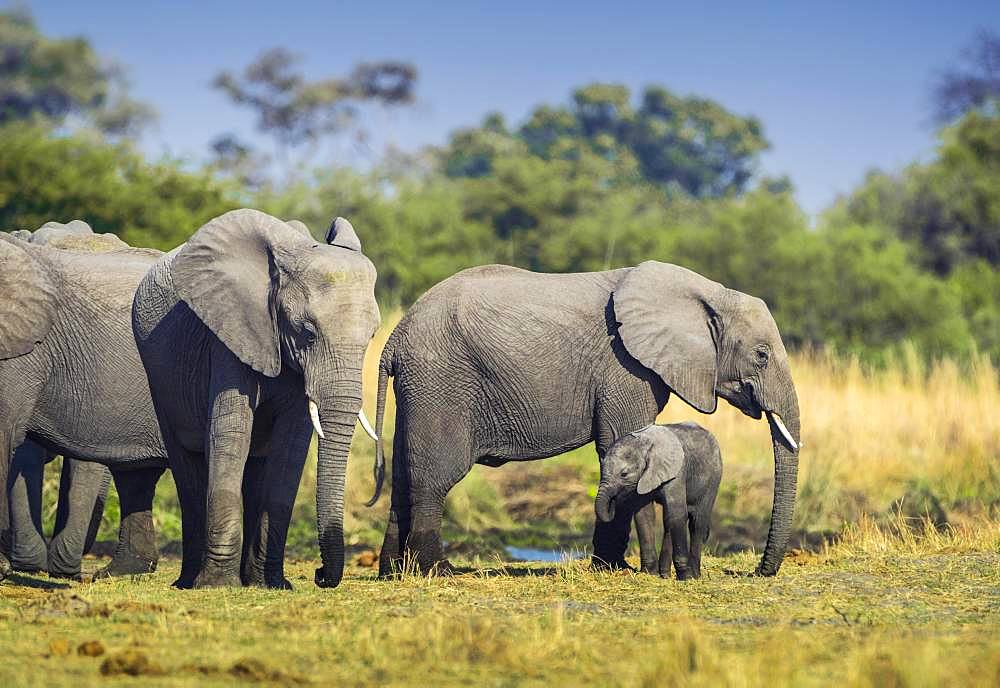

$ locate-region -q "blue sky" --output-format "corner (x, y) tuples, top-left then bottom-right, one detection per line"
(24, 1), (1000, 215)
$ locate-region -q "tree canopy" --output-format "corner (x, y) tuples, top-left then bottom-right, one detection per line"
(0, 8), (154, 137)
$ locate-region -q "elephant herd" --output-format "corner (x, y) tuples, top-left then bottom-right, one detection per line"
(0, 208), (801, 589)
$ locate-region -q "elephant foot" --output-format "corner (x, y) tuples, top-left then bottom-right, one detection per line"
(426, 559), (455, 577)
(0, 554), (11, 581)
(590, 556), (635, 573)
(193, 567), (242, 589)
(10, 547), (48, 574)
(639, 562), (659, 575)
(94, 552), (157, 580)
(263, 576), (293, 590)
(314, 566), (344, 589)
(172, 575), (196, 590)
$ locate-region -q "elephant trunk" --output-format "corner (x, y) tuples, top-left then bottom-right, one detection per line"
(595, 483), (617, 523)
(311, 369), (364, 589)
(756, 386), (801, 576)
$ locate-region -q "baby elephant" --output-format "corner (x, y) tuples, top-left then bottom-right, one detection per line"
(595, 422), (722, 580)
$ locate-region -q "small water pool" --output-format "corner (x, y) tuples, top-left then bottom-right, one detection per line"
(505, 546), (587, 563)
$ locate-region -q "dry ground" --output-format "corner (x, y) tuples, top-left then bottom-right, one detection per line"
(1, 518), (997, 687)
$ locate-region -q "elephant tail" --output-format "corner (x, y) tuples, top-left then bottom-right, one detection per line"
(365, 339), (394, 507)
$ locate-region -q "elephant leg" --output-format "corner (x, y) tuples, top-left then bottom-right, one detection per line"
(688, 508), (710, 580)
(634, 500), (659, 574)
(240, 456), (267, 587)
(48, 459), (112, 579)
(379, 425), (411, 578)
(94, 466), (163, 580)
(664, 487), (691, 580)
(254, 410), (311, 590)
(194, 373), (256, 589)
(659, 501), (673, 578)
(170, 447), (208, 589)
(405, 432), (472, 576)
(6, 442), (48, 572)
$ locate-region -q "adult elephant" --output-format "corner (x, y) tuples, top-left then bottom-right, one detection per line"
(0, 224), (168, 583)
(371, 261), (800, 577)
(2, 222), (117, 578)
(132, 209), (380, 589)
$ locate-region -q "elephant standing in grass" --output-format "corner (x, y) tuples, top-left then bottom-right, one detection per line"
(0, 223), (168, 582)
(596, 422), (722, 580)
(132, 209), (380, 589)
(371, 261), (800, 577)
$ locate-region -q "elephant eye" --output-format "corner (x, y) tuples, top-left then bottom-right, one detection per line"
(754, 345), (769, 367)
(620, 468), (629, 478)
(301, 321), (318, 344)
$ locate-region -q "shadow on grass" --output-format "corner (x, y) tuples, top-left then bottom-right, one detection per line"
(3, 573), (71, 590)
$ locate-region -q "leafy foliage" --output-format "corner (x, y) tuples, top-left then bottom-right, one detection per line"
(932, 29), (1000, 125)
(0, 124), (237, 250)
(0, 8), (154, 137)
(212, 48), (416, 157)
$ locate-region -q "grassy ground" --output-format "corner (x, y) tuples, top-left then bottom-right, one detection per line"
(13, 314), (999, 685)
(1, 518), (997, 687)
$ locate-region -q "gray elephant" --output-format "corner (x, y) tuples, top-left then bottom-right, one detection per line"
(131, 209), (380, 589)
(1, 221), (115, 579)
(595, 422), (722, 580)
(0, 223), (169, 583)
(371, 261), (799, 577)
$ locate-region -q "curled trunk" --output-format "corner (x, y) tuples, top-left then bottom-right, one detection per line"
(594, 484), (617, 523)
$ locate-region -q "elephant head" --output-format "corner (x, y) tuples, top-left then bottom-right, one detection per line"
(595, 425), (685, 522)
(170, 209), (380, 588)
(613, 261), (800, 576)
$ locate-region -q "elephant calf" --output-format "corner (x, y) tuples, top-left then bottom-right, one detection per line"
(596, 422), (722, 580)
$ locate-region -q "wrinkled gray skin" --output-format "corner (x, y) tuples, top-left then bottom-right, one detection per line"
(0, 222), (169, 583)
(372, 261), (800, 577)
(132, 209), (379, 589)
(2, 222), (114, 578)
(595, 422), (722, 580)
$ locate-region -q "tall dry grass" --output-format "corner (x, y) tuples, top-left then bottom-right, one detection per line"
(234, 312), (1000, 550)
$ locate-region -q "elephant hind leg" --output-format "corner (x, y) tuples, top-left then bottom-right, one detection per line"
(94, 466), (164, 580)
(379, 417), (411, 578)
(393, 414), (473, 577)
(240, 456), (267, 587)
(7, 442), (48, 573)
(49, 459), (112, 579)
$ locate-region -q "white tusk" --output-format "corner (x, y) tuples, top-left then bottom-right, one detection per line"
(309, 399), (325, 439)
(358, 408), (378, 441)
(766, 411), (797, 451)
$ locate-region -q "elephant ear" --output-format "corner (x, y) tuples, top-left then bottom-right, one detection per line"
(171, 209), (311, 378)
(637, 426), (685, 495)
(0, 238), (57, 360)
(614, 261), (721, 413)
(325, 217), (362, 252)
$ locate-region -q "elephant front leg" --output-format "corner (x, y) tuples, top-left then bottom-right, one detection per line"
(6, 443), (48, 573)
(633, 500), (659, 574)
(246, 407), (311, 590)
(49, 459), (112, 580)
(94, 466), (163, 580)
(194, 382), (256, 589)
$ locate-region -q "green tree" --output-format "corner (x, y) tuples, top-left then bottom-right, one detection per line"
(0, 8), (154, 137)
(0, 124), (236, 250)
(213, 48), (417, 177)
(443, 82), (768, 198)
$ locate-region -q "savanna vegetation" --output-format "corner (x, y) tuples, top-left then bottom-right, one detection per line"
(1, 9), (997, 686)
